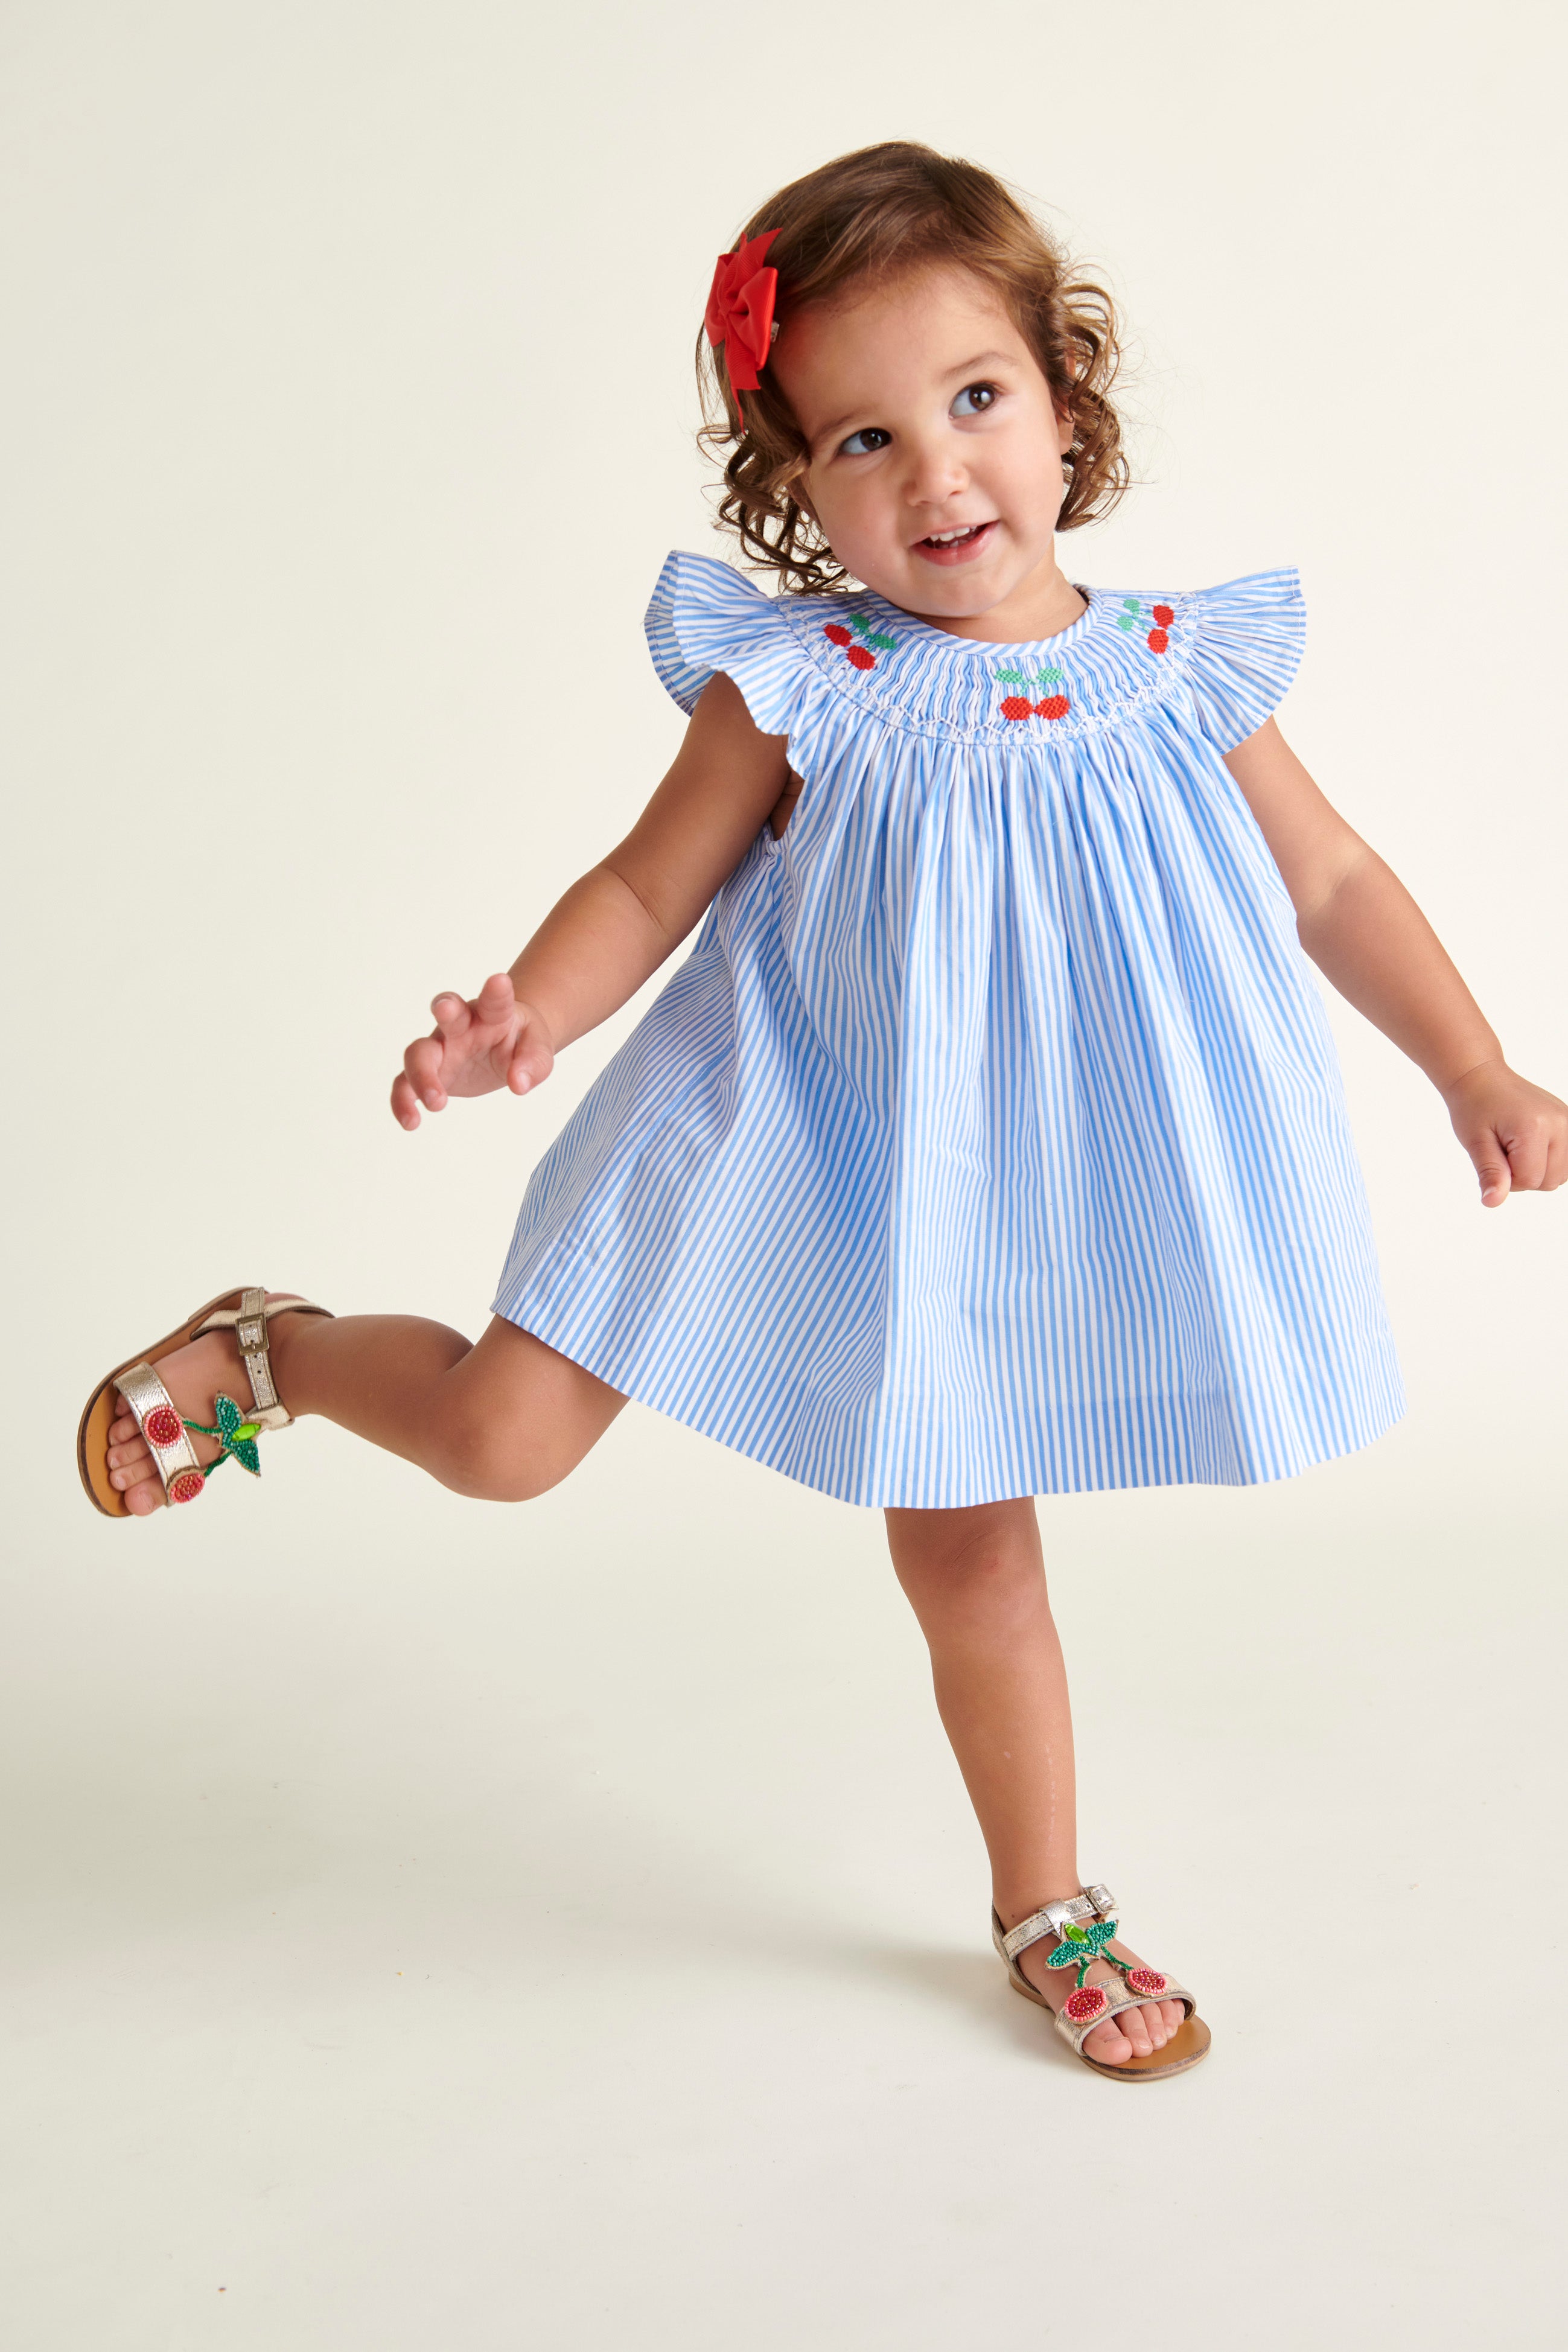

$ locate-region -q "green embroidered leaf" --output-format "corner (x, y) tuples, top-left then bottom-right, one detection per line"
(1123, 598), (1141, 613)
(1038, 666), (1063, 684)
(214, 1393), (244, 1441)
(995, 669), (1024, 684)
(1044, 1941), (1080, 1969)
(231, 1436), (263, 1477)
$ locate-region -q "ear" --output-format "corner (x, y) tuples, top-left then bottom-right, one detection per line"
(783, 463), (820, 526)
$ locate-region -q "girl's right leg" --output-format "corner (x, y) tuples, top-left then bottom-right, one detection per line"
(103, 1302), (625, 1514)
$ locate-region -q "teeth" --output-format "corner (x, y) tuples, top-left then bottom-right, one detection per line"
(927, 524), (983, 544)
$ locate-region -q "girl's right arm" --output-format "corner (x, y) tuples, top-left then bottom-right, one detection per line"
(390, 675), (790, 1129)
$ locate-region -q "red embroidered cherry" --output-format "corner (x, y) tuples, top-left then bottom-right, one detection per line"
(823, 623), (852, 647)
(1125, 1968), (1168, 1997)
(1147, 628), (1169, 654)
(1152, 604), (1174, 628)
(847, 645), (876, 671)
(168, 1468), (206, 1505)
(1036, 694), (1070, 721)
(1063, 1984), (1109, 2025)
(999, 696), (1033, 721)
(144, 1404), (183, 1449)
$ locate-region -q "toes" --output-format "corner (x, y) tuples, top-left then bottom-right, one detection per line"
(108, 1411), (138, 1445)
(1083, 2018), (1134, 2064)
(110, 1452), (159, 1493)
(1159, 1998), (1185, 2038)
(1118, 2005), (1155, 2057)
(106, 1433), (150, 1472)
(124, 1474), (165, 1515)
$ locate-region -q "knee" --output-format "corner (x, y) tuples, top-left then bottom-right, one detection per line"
(888, 1507), (1045, 1634)
(429, 1405), (574, 1505)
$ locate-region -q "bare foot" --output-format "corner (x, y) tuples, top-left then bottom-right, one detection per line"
(1012, 1919), (1187, 2066)
(103, 1295), (292, 1515)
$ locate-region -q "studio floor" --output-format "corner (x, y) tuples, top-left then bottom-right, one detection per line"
(4, 1407), (1560, 2350)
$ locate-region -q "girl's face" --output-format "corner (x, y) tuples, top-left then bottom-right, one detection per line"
(771, 264), (1079, 640)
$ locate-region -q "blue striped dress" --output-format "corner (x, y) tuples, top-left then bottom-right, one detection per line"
(492, 552), (1404, 1508)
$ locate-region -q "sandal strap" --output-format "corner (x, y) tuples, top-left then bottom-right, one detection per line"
(191, 1290), (331, 1430)
(999, 1881), (1117, 1965)
(116, 1360), (205, 1504)
(1053, 1975), (1170, 2056)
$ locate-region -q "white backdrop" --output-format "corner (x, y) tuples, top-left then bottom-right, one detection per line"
(4, 4), (1564, 2347)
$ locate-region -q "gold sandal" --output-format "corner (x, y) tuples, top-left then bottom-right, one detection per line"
(77, 1287), (332, 1516)
(992, 1883), (1211, 2081)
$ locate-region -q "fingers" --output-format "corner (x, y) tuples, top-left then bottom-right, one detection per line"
(1465, 1128), (1512, 1208)
(403, 1034), (448, 1115)
(390, 1071), (422, 1130)
(474, 972), (519, 1026)
(506, 1005), (556, 1097)
(1502, 1120), (1554, 1196)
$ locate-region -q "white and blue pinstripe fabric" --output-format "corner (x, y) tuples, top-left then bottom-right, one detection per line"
(492, 552), (1404, 1508)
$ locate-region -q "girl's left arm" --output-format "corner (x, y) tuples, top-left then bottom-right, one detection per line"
(1223, 718), (1568, 1206)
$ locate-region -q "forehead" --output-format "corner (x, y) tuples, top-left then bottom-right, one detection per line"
(774, 264), (1026, 425)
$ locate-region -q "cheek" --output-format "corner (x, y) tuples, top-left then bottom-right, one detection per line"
(807, 471), (883, 554)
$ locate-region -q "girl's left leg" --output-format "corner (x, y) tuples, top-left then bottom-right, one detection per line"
(884, 1497), (1184, 2068)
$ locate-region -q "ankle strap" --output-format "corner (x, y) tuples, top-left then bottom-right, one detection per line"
(999, 1882), (1117, 1966)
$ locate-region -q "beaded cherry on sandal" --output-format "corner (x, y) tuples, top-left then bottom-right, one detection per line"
(76, 1287), (333, 1517)
(991, 1883), (1211, 2082)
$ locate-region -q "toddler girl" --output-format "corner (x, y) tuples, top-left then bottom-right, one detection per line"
(78, 142), (1567, 2080)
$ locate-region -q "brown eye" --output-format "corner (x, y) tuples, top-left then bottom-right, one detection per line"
(952, 383), (998, 416)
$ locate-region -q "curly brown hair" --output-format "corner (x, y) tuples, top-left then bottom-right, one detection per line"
(696, 141), (1128, 595)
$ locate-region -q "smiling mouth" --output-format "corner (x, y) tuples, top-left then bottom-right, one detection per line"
(913, 520), (997, 564)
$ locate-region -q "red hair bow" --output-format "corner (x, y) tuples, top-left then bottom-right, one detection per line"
(704, 228), (779, 403)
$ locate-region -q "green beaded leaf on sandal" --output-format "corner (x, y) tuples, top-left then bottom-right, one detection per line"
(1045, 1918), (1118, 1968)
(182, 1391), (263, 1477)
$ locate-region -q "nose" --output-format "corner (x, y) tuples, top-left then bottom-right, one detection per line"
(904, 427), (969, 513)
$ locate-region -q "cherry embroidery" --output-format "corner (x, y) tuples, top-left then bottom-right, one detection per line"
(143, 1404), (184, 1449)
(1063, 1984), (1109, 2025)
(1125, 1968), (1169, 1998)
(996, 661), (1070, 722)
(1115, 595), (1174, 654)
(167, 1468), (206, 1505)
(823, 610), (896, 672)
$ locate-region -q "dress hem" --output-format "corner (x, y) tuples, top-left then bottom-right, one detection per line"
(490, 1293), (1406, 1513)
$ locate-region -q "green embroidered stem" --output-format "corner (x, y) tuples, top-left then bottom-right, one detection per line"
(847, 611), (897, 652)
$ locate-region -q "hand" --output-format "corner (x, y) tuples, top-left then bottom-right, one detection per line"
(390, 974), (555, 1130)
(1442, 1059), (1568, 1206)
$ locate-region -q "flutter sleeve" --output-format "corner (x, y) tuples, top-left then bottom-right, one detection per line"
(645, 550), (806, 738)
(1178, 569), (1307, 752)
